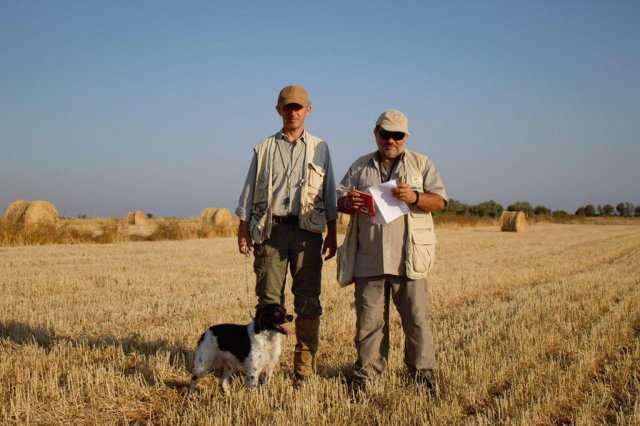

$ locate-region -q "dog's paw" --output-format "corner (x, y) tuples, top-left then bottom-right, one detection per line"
(245, 375), (260, 388)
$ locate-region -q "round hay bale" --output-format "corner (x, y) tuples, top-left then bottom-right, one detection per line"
(337, 212), (350, 226)
(200, 207), (219, 226)
(3, 199), (58, 226)
(4, 199), (31, 223)
(199, 207), (237, 236)
(126, 211), (147, 226)
(500, 211), (526, 232)
(336, 212), (350, 234)
(22, 200), (59, 226)
(212, 208), (234, 228)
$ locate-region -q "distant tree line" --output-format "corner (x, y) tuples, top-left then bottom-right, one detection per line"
(441, 199), (640, 218)
(442, 199), (563, 218)
(574, 202), (640, 217)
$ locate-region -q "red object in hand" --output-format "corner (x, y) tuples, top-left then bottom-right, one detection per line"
(354, 190), (376, 216)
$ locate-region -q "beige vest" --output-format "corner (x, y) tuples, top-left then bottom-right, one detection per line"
(337, 149), (437, 286)
(249, 132), (329, 244)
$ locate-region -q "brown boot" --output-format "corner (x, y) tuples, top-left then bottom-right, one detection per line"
(293, 316), (320, 381)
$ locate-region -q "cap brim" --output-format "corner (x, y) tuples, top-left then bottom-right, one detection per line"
(278, 99), (309, 108)
(379, 124), (410, 136)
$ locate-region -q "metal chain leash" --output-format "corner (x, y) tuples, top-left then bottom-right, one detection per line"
(241, 244), (255, 320)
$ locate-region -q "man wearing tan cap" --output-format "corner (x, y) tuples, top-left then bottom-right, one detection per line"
(336, 109), (447, 395)
(236, 85), (337, 383)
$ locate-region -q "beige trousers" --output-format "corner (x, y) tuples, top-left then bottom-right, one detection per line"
(353, 275), (435, 381)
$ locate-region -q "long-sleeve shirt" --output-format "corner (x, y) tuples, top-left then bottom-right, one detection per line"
(236, 130), (338, 222)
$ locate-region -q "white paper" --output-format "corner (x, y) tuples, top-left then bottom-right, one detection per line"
(366, 181), (410, 225)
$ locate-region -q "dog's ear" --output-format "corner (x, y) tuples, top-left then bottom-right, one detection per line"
(254, 304), (276, 331)
(254, 307), (264, 332)
(255, 303), (272, 316)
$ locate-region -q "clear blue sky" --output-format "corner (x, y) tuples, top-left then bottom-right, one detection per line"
(2, 1), (639, 217)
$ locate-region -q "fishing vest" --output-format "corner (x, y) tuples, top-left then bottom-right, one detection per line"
(249, 132), (329, 244)
(337, 149), (437, 285)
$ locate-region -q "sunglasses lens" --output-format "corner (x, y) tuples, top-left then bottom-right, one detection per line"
(379, 130), (405, 140)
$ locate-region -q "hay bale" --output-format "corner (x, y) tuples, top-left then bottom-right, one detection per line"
(126, 211), (147, 226)
(212, 208), (234, 228)
(200, 207), (238, 237)
(4, 199), (31, 224)
(23, 200), (59, 225)
(337, 212), (350, 226)
(500, 211), (526, 232)
(3, 199), (58, 225)
(336, 212), (350, 234)
(200, 207), (235, 228)
(200, 208), (219, 226)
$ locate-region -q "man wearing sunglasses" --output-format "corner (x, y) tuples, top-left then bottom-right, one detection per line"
(336, 109), (447, 395)
(236, 85), (338, 383)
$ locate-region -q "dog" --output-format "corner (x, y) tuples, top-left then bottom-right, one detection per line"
(189, 303), (293, 395)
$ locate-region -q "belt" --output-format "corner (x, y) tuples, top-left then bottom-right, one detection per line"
(272, 215), (299, 225)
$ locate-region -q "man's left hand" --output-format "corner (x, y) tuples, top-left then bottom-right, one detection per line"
(322, 233), (337, 260)
(392, 183), (417, 204)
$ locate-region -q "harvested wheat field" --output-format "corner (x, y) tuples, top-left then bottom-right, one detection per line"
(1, 223), (639, 425)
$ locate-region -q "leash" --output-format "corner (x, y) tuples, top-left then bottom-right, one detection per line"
(241, 244), (255, 321)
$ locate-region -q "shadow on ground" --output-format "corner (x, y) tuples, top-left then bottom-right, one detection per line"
(0, 319), (195, 387)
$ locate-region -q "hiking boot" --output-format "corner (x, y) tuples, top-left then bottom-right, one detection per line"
(412, 369), (437, 397)
(292, 371), (311, 388)
(293, 316), (320, 380)
(345, 375), (367, 401)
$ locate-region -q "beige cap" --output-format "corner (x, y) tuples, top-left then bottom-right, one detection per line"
(376, 109), (410, 136)
(277, 85), (310, 108)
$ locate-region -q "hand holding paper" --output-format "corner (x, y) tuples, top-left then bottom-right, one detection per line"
(366, 181), (410, 225)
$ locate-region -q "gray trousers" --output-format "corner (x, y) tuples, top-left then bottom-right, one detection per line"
(353, 275), (435, 380)
(253, 223), (323, 317)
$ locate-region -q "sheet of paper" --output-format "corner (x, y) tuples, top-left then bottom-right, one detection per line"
(366, 180), (410, 225)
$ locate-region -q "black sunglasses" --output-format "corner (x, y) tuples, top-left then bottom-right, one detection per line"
(378, 129), (405, 141)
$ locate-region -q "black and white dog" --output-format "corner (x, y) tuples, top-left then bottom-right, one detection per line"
(189, 303), (293, 395)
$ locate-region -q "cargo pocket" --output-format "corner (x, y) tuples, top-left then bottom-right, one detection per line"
(410, 229), (436, 273)
(306, 163), (325, 200)
(254, 174), (270, 205)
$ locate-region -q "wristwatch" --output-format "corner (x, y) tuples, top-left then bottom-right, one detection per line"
(412, 190), (420, 205)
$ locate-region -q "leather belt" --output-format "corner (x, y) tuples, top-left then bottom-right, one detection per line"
(272, 215), (299, 225)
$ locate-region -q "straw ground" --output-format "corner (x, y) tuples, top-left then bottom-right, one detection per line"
(1, 223), (639, 424)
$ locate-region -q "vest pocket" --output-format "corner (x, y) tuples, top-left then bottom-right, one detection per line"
(410, 229), (436, 273)
(300, 163), (326, 233)
(409, 208), (435, 231)
(307, 163), (325, 190)
(254, 172), (270, 204)
(309, 205), (326, 226)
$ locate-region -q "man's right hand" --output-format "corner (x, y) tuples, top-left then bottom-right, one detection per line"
(237, 221), (254, 254)
(338, 191), (365, 214)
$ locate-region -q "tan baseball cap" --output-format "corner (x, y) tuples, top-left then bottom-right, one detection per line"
(277, 85), (310, 108)
(376, 109), (411, 136)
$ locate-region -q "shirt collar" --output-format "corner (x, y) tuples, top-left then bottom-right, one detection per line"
(373, 150), (406, 166)
(276, 129), (307, 144)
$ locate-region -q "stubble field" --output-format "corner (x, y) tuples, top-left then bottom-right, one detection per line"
(1, 223), (639, 425)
